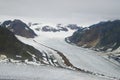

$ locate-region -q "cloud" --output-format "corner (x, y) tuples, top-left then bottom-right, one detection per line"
(0, 0), (120, 26)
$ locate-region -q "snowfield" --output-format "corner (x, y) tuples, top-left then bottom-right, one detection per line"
(0, 63), (114, 80)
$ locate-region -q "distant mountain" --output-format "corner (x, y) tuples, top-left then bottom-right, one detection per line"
(0, 27), (42, 62)
(41, 25), (68, 32)
(68, 20), (120, 51)
(67, 24), (81, 30)
(30, 23), (81, 32)
(1, 19), (37, 38)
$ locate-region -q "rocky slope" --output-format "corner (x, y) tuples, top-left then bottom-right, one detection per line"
(1, 19), (37, 38)
(0, 27), (42, 63)
(69, 20), (120, 51)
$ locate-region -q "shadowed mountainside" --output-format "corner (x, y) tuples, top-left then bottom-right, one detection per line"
(0, 27), (42, 62)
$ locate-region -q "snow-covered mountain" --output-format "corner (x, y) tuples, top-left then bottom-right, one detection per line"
(29, 22), (81, 32)
(0, 19), (120, 80)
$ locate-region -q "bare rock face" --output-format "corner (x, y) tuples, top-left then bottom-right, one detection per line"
(1, 19), (37, 38)
(69, 20), (120, 51)
(0, 27), (42, 61)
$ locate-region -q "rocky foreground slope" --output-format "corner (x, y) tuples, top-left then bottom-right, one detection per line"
(0, 27), (43, 62)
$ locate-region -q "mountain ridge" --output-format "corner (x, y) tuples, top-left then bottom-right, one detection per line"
(69, 20), (120, 51)
(1, 19), (37, 38)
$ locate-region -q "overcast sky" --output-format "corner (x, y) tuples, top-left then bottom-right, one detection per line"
(0, 0), (120, 26)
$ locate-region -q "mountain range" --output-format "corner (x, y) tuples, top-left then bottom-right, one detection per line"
(0, 19), (120, 80)
(29, 23), (81, 32)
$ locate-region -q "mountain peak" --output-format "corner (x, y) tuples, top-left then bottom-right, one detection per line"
(1, 19), (37, 38)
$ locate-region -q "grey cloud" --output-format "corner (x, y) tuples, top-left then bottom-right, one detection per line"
(0, 0), (120, 26)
